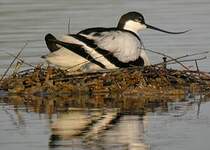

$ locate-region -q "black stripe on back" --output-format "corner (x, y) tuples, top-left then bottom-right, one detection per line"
(71, 34), (97, 48)
(51, 39), (106, 69)
(77, 27), (113, 35)
(72, 34), (144, 68)
(94, 47), (144, 67)
(78, 27), (142, 44)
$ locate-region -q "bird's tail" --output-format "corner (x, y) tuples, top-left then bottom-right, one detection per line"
(45, 33), (60, 52)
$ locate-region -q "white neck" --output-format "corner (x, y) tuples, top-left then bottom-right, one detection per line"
(123, 20), (146, 34)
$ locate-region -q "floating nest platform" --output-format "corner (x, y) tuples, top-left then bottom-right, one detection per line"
(1, 65), (210, 97)
(1, 65), (210, 114)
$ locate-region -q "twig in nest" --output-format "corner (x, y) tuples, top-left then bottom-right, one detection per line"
(68, 17), (71, 34)
(5, 52), (35, 68)
(144, 48), (190, 70)
(145, 49), (209, 71)
(167, 56), (207, 65)
(0, 42), (28, 81)
(195, 59), (202, 82)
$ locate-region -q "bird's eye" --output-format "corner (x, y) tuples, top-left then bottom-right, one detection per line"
(135, 18), (141, 22)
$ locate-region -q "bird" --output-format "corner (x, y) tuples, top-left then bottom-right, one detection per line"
(42, 11), (189, 72)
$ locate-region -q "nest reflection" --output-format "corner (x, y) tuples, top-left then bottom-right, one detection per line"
(1, 90), (210, 149)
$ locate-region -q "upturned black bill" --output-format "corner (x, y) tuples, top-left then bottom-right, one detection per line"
(146, 24), (190, 34)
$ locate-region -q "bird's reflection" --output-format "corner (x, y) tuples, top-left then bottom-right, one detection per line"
(49, 109), (149, 150)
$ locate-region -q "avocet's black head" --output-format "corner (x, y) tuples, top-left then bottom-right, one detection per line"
(117, 12), (146, 33)
(117, 11), (190, 34)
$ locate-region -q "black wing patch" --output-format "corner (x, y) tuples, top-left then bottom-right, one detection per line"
(45, 36), (106, 69)
(94, 48), (144, 67)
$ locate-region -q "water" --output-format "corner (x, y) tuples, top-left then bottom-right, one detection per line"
(1, 0), (210, 150)
(0, 93), (210, 150)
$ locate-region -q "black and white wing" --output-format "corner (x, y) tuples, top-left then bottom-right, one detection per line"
(78, 28), (145, 67)
(45, 28), (149, 69)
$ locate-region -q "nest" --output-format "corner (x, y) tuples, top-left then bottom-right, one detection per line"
(1, 65), (210, 97)
(1, 64), (210, 115)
